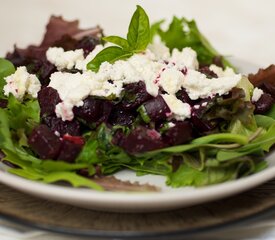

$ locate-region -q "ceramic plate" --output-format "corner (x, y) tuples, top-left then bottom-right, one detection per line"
(0, 152), (274, 212)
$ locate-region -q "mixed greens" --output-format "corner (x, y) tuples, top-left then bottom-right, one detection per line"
(0, 6), (275, 191)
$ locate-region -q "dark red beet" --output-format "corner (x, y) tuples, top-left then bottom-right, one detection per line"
(28, 125), (62, 159)
(121, 81), (152, 110)
(76, 36), (100, 57)
(199, 66), (218, 78)
(191, 115), (216, 133)
(163, 121), (193, 145)
(0, 99), (8, 108)
(142, 95), (171, 122)
(73, 97), (112, 126)
(109, 108), (136, 126)
(118, 126), (166, 154)
(42, 115), (81, 136)
(176, 88), (198, 105)
(254, 93), (274, 114)
(38, 87), (61, 117)
(73, 97), (101, 122)
(27, 60), (56, 86)
(57, 135), (84, 162)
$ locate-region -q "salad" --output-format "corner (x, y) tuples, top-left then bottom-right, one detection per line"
(0, 6), (275, 191)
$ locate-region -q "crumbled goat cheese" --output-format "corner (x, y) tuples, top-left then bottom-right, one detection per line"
(170, 47), (199, 70)
(49, 72), (96, 121)
(4, 66), (41, 100)
(159, 68), (184, 95)
(183, 69), (241, 100)
(48, 41), (241, 121)
(55, 102), (75, 121)
(168, 122), (176, 128)
(162, 94), (191, 121)
(209, 65), (236, 77)
(252, 87), (264, 102)
(46, 47), (84, 70)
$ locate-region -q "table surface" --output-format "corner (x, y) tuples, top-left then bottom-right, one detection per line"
(0, 0), (275, 239)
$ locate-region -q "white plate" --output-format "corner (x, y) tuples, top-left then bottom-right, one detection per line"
(0, 151), (274, 212)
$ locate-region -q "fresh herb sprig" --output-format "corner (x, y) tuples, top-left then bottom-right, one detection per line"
(87, 5), (150, 72)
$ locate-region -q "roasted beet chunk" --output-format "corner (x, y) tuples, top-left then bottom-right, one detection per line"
(163, 121), (193, 145)
(28, 125), (62, 159)
(176, 88), (197, 105)
(199, 66), (218, 78)
(76, 36), (100, 56)
(140, 95), (170, 123)
(117, 126), (166, 154)
(254, 93), (274, 114)
(109, 108), (136, 126)
(190, 115), (216, 133)
(0, 99), (8, 109)
(57, 135), (84, 162)
(121, 81), (152, 110)
(42, 115), (81, 136)
(38, 87), (61, 117)
(73, 97), (112, 126)
(27, 60), (56, 86)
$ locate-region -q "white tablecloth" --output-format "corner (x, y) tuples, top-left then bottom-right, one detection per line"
(0, 0), (275, 239)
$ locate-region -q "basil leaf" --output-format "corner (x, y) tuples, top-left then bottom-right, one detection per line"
(103, 36), (130, 50)
(127, 5), (150, 51)
(87, 46), (133, 72)
(0, 58), (15, 98)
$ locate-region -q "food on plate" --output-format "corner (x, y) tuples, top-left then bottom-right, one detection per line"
(0, 6), (274, 191)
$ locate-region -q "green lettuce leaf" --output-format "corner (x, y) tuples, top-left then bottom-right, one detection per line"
(0, 58), (15, 98)
(152, 17), (235, 68)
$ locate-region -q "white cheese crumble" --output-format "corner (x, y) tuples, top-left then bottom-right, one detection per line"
(209, 65), (236, 77)
(201, 102), (208, 107)
(168, 122), (176, 128)
(49, 72), (96, 121)
(159, 68), (184, 95)
(46, 47), (84, 70)
(170, 47), (199, 70)
(3, 66), (41, 100)
(252, 87), (263, 102)
(47, 41), (241, 121)
(162, 94), (191, 121)
(183, 69), (241, 100)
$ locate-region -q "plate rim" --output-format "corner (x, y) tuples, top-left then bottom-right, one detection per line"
(0, 161), (275, 211)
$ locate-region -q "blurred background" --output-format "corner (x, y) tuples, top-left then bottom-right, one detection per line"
(0, 0), (275, 69)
